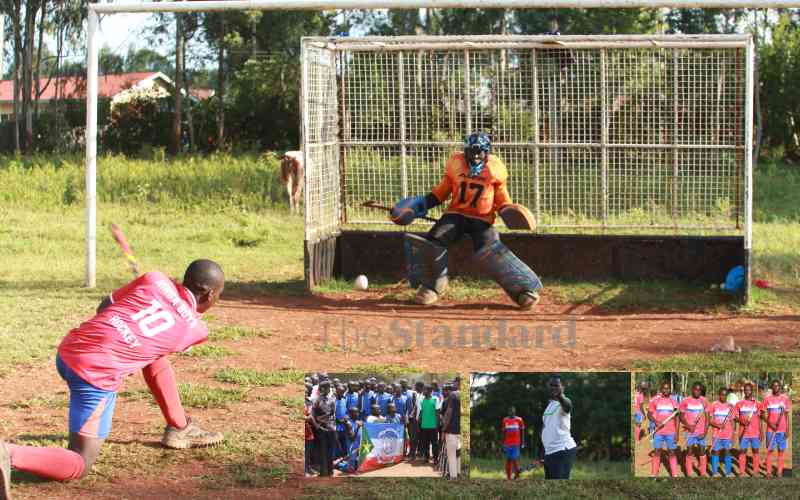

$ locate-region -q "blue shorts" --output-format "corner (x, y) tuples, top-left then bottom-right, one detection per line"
(766, 432), (787, 451)
(653, 434), (677, 450)
(712, 438), (732, 452)
(56, 355), (117, 439)
(635, 413), (643, 424)
(740, 437), (761, 450)
(686, 436), (706, 447)
(503, 445), (521, 460)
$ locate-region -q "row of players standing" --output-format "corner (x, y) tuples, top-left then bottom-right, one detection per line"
(635, 379), (791, 478)
(305, 374), (461, 478)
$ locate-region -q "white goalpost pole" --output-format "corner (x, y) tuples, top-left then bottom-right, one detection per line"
(744, 36), (755, 303)
(86, 9), (99, 288)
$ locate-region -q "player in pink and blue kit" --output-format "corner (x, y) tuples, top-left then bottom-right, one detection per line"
(735, 382), (762, 477)
(679, 382), (709, 477)
(648, 382), (679, 477)
(501, 406), (525, 480)
(0, 260), (225, 498)
(762, 379), (791, 478)
(708, 388), (736, 477)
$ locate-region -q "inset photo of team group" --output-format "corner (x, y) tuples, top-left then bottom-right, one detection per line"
(469, 372), (631, 480)
(304, 372), (465, 479)
(633, 372), (793, 478)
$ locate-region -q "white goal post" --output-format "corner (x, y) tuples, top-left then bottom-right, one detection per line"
(84, 0), (773, 288)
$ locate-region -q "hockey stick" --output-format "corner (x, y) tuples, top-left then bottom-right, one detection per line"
(361, 200), (438, 223)
(110, 223), (140, 278)
(708, 404), (735, 458)
(642, 409), (680, 441)
(638, 409), (680, 467)
(766, 405), (786, 452)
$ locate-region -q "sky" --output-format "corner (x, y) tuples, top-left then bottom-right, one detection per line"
(96, 13), (158, 54)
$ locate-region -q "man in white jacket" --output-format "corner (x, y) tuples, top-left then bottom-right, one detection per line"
(541, 376), (578, 479)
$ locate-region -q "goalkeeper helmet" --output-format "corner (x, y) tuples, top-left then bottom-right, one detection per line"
(464, 132), (491, 177)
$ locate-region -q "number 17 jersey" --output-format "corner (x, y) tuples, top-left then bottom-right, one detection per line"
(58, 271), (208, 391)
(430, 152), (512, 225)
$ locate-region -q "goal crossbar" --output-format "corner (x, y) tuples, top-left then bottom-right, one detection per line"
(90, 0), (800, 14)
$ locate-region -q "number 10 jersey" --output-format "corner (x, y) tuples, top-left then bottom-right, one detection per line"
(58, 271), (208, 391)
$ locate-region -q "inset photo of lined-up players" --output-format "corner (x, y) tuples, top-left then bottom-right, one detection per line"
(634, 372), (793, 479)
(304, 372), (466, 480)
(470, 372), (631, 480)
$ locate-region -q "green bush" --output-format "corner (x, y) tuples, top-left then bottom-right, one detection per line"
(103, 94), (172, 155)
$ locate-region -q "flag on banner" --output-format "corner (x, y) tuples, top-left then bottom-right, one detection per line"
(357, 422), (405, 472)
(336, 423), (362, 473)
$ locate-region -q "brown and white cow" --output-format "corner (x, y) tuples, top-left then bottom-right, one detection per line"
(280, 151), (304, 213)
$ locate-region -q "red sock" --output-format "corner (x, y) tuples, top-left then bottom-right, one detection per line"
(636, 425), (641, 441)
(142, 356), (188, 429)
(753, 453), (760, 476)
(699, 455), (707, 476)
(8, 444), (84, 481)
(651, 455), (661, 476)
(668, 455), (678, 477)
(765, 451), (773, 477)
(505, 460), (512, 479)
(738, 454), (747, 475)
(685, 455), (693, 476)
(777, 451), (784, 477)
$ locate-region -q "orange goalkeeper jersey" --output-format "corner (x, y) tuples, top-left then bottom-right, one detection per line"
(430, 152), (512, 224)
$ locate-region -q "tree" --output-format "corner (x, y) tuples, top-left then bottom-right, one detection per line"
(124, 47), (173, 74)
(471, 373), (630, 461)
(99, 45), (125, 75)
(665, 8), (745, 34)
(759, 12), (800, 160)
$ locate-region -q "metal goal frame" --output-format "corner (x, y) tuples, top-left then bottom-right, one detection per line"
(301, 34), (754, 298)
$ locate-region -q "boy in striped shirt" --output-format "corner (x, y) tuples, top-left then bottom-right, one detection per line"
(762, 379), (791, 478)
(708, 388), (736, 477)
(501, 406), (525, 480)
(679, 382), (708, 477)
(735, 382), (762, 477)
(648, 382), (679, 477)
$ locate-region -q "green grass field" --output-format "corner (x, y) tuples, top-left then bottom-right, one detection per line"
(469, 456), (630, 480)
(1, 153), (799, 498)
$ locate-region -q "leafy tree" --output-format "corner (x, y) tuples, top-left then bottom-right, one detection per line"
(99, 46), (125, 75)
(470, 373), (630, 461)
(759, 12), (800, 160)
(124, 47), (174, 75)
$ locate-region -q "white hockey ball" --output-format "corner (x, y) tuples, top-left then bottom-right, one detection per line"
(353, 275), (369, 291)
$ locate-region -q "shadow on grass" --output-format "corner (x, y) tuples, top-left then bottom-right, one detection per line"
(548, 278), (743, 314)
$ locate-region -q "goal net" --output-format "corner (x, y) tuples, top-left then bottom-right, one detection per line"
(301, 34), (753, 246)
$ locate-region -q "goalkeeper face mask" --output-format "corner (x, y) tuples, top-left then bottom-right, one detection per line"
(464, 133), (491, 177)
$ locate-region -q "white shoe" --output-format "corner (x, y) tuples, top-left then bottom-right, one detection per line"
(414, 286), (439, 305)
(517, 290), (540, 310)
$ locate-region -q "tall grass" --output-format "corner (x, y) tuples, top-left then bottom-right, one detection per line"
(0, 152), (287, 210)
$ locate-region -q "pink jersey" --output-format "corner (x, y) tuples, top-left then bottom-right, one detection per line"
(763, 394), (790, 433)
(735, 399), (762, 438)
(709, 401), (735, 440)
(679, 397), (708, 436)
(58, 272), (208, 391)
(649, 396), (678, 435)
